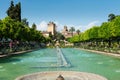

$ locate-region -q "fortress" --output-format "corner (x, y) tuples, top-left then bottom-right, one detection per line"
(47, 22), (56, 36)
(42, 22), (56, 37)
(42, 22), (76, 38)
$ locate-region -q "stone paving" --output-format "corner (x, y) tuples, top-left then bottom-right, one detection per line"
(15, 71), (107, 80)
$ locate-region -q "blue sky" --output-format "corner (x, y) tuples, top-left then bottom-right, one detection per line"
(0, 0), (120, 31)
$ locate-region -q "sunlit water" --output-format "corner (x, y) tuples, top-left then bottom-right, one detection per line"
(0, 48), (120, 80)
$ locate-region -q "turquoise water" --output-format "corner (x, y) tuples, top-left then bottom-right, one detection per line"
(0, 48), (120, 80)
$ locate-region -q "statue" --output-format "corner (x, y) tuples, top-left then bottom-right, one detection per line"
(56, 75), (64, 80)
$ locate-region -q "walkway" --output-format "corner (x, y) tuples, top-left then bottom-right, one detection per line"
(0, 50), (33, 58)
(15, 71), (108, 80)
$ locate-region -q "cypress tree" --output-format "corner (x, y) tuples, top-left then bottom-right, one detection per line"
(6, 1), (21, 22)
(6, 1), (15, 19)
(15, 2), (21, 21)
(32, 23), (37, 30)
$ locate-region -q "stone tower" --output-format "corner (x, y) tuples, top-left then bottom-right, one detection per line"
(62, 26), (68, 32)
(47, 22), (56, 35)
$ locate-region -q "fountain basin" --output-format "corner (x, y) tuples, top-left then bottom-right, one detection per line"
(15, 71), (107, 80)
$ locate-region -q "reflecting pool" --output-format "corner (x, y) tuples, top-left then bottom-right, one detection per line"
(0, 48), (120, 80)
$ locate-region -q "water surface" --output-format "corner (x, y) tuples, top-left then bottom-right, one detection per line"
(0, 48), (120, 80)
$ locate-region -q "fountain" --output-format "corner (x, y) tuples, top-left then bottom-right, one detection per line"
(15, 71), (107, 80)
(56, 75), (64, 80)
(4, 44), (120, 80)
(31, 46), (70, 68)
(15, 47), (108, 80)
(56, 46), (70, 67)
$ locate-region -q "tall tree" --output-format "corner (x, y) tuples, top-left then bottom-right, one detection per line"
(15, 2), (21, 21)
(6, 1), (21, 22)
(55, 32), (65, 41)
(6, 1), (15, 19)
(0, 19), (3, 40)
(69, 27), (75, 37)
(108, 13), (115, 21)
(21, 18), (29, 26)
(76, 29), (80, 35)
(32, 23), (37, 30)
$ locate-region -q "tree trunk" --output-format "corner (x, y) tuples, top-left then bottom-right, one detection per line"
(108, 39), (111, 48)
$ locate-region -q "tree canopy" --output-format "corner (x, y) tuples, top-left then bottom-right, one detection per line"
(0, 16), (46, 43)
(69, 15), (120, 44)
(6, 0), (21, 21)
(69, 27), (75, 36)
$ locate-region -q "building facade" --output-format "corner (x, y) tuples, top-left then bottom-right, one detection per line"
(62, 26), (72, 38)
(47, 22), (56, 36)
(42, 31), (50, 37)
(42, 22), (56, 38)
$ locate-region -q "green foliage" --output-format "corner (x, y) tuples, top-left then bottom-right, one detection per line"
(69, 35), (79, 43)
(0, 20), (3, 39)
(83, 29), (91, 41)
(55, 32), (65, 41)
(69, 27), (75, 36)
(87, 27), (99, 41)
(110, 16), (120, 37)
(108, 13), (115, 21)
(21, 18), (29, 26)
(6, 1), (21, 21)
(69, 15), (120, 43)
(32, 23), (37, 30)
(0, 0), (48, 45)
(0, 17), (46, 43)
(98, 22), (111, 39)
(76, 29), (80, 35)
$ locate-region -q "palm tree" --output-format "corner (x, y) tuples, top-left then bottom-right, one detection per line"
(69, 27), (75, 37)
(76, 29), (80, 35)
(76, 29), (81, 42)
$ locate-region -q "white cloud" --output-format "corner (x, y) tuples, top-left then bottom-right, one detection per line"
(37, 21), (47, 31)
(37, 21), (64, 32)
(60, 21), (99, 32)
(85, 21), (99, 29)
(58, 21), (99, 32)
(37, 20), (100, 32)
(51, 21), (64, 32)
(78, 21), (99, 32)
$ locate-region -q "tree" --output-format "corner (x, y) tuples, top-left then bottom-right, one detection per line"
(89, 26), (99, 40)
(110, 16), (120, 37)
(98, 22), (111, 40)
(1, 17), (24, 40)
(49, 32), (53, 40)
(0, 1), (48, 44)
(21, 18), (29, 26)
(69, 27), (75, 37)
(15, 2), (21, 21)
(6, 1), (21, 22)
(76, 29), (80, 35)
(108, 13), (115, 21)
(55, 32), (65, 41)
(0, 19), (3, 40)
(32, 23), (37, 30)
(6, 1), (15, 19)
(69, 35), (79, 43)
